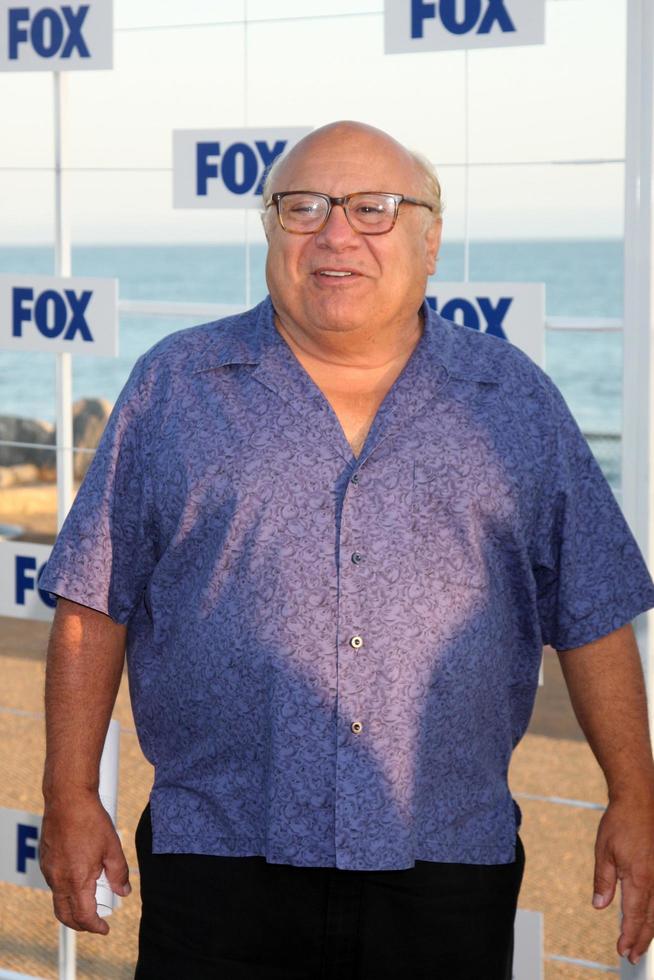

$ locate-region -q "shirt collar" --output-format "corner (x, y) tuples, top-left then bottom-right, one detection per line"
(193, 294), (499, 386)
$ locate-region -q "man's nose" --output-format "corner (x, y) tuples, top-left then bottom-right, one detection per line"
(314, 204), (359, 247)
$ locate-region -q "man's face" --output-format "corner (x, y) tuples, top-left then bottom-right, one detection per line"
(264, 130), (442, 339)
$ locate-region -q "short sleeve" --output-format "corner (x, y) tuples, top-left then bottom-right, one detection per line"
(530, 377), (654, 651)
(39, 354), (158, 625)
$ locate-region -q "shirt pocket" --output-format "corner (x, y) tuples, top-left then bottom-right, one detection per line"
(411, 460), (486, 591)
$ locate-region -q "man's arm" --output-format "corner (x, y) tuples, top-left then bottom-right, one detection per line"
(557, 622), (654, 967)
(40, 596), (131, 934)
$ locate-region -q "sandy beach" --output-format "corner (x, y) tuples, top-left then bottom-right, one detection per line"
(0, 481), (61, 542)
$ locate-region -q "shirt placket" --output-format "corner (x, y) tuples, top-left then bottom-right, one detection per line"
(334, 462), (371, 866)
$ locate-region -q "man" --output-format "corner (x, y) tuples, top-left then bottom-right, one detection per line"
(39, 121), (654, 978)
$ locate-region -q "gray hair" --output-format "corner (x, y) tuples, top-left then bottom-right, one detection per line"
(260, 146), (444, 231)
(409, 149), (444, 221)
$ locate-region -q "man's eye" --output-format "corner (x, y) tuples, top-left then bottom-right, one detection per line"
(353, 202), (386, 215)
(288, 199), (321, 214)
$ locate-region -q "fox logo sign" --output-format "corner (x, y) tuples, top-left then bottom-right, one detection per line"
(0, 542), (55, 622)
(384, 0), (545, 52)
(12, 287), (93, 341)
(412, 0), (517, 37)
(0, 274), (117, 355)
(14, 554), (55, 609)
(427, 294), (512, 338)
(0, 1), (113, 71)
(173, 128), (312, 209)
(426, 283), (545, 367)
(0, 808), (47, 890)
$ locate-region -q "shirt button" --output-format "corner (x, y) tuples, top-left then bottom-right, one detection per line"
(349, 635), (364, 650)
(351, 721), (363, 734)
(351, 551), (362, 564)
(351, 473), (359, 485)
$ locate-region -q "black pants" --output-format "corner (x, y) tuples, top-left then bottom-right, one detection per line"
(134, 803), (525, 980)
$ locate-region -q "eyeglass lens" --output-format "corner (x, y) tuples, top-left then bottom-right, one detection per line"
(279, 193), (397, 233)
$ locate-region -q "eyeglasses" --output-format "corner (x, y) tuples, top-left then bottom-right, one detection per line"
(266, 191), (435, 235)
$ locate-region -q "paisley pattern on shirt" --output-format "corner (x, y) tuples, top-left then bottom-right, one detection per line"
(39, 296), (654, 870)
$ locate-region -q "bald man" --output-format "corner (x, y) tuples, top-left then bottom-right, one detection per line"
(39, 122), (654, 978)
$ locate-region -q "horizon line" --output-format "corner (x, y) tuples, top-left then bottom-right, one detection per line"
(0, 236), (625, 248)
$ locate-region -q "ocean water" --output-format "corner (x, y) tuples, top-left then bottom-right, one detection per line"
(0, 240), (623, 487)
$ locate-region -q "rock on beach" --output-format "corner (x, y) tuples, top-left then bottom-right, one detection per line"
(0, 397), (113, 487)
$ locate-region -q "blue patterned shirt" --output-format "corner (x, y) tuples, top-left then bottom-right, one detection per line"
(40, 296), (654, 870)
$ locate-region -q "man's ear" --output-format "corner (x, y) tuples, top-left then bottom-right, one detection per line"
(425, 218), (442, 277)
(260, 211), (270, 243)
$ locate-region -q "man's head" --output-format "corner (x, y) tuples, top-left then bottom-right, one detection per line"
(262, 121), (443, 341)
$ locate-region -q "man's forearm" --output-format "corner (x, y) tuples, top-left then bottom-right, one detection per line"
(43, 597), (127, 803)
(557, 622), (654, 800)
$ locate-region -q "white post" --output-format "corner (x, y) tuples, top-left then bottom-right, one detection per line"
(58, 925), (76, 980)
(95, 720), (121, 917)
(53, 71), (74, 532)
(53, 69), (77, 980)
(243, 0), (251, 309)
(462, 48), (470, 283)
(622, 1), (654, 977)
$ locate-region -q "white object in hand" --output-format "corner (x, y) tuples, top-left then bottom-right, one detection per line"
(95, 719), (120, 917)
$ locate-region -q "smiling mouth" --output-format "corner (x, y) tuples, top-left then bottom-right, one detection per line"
(313, 270), (362, 280)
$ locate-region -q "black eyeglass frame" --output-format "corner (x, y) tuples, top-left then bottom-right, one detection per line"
(266, 191), (435, 235)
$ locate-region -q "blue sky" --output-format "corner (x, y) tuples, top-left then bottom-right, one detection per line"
(0, 0), (626, 242)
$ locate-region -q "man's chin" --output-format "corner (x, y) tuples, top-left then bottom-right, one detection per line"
(309, 309), (370, 334)
(303, 292), (373, 331)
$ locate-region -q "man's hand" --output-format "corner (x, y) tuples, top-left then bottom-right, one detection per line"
(557, 624), (654, 967)
(41, 597), (128, 932)
(591, 793), (654, 966)
(39, 793), (131, 934)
